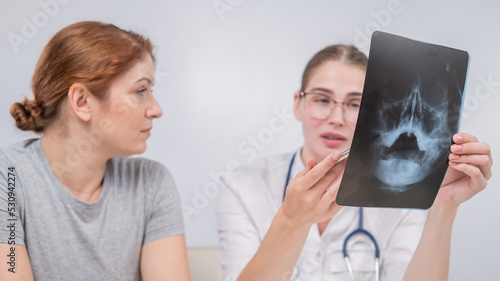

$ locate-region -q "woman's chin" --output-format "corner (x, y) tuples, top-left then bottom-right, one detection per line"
(115, 143), (147, 157)
(133, 144), (148, 155)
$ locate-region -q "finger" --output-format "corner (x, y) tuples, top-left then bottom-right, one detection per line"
(292, 156), (334, 191)
(307, 157), (318, 171)
(449, 163), (488, 193)
(295, 168), (308, 178)
(310, 160), (346, 195)
(450, 142), (491, 157)
(453, 133), (478, 144)
(448, 154), (492, 179)
(324, 158), (347, 179)
(297, 151), (342, 190)
(319, 173), (343, 205)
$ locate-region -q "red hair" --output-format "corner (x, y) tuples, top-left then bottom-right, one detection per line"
(10, 21), (155, 132)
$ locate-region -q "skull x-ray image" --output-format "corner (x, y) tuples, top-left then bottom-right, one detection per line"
(336, 31), (469, 209)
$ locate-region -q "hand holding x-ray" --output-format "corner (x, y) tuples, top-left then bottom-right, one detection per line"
(336, 31), (471, 209)
(437, 133), (492, 209)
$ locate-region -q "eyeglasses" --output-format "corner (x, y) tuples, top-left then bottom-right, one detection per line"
(299, 91), (361, 122)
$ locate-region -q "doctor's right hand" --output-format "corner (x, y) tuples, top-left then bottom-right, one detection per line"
(280, 151), (346, 229)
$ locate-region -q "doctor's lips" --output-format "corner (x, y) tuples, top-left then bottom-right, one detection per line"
(381, 132), (425, 161)
(320, 132), (347, 147)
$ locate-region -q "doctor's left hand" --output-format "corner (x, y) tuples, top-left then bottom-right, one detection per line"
(437, 133), (493, 210)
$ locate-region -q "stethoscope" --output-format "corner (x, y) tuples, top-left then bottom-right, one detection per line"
(283, 152), (381, 281)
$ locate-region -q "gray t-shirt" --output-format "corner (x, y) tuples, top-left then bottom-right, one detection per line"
(0, 138), (184, 281)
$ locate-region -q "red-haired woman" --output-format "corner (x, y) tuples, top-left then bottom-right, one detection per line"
(0, 21), (190, 281)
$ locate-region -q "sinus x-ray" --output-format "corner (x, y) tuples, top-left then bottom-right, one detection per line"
(336, 31), (469, 209)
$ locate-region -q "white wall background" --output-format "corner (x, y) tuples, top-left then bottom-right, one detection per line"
(1, 0), (499, 279)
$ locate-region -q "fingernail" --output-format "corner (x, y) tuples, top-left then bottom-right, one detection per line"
(455, 135), (464, 142)
(449, 161), (458, 166)
(332, 151), (341, 160)
(452, 145), (462, 152)
(450, 154), (460, 160)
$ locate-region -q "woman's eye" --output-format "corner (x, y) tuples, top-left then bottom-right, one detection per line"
(313, 98), (330, 104)
(347, 100), (361, 109)
(137, 88), (147, 96)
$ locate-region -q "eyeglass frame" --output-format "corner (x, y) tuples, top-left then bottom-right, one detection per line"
(298, 91), (362, 121)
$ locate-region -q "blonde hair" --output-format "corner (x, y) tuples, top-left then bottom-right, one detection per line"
(301, 44), (367, 91)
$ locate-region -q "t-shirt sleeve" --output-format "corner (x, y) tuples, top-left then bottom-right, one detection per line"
(0, 153), (26, 247)
(143, 164), (184, 245)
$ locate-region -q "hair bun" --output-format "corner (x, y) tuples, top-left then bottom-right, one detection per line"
(10, 98), (44, 132)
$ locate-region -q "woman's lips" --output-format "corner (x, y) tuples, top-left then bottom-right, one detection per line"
(320, 132), (347, 147)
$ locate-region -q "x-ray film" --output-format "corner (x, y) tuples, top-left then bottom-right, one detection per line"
(336, 31), (469, 209)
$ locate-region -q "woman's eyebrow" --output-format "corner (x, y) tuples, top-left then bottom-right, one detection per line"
(135, 77), (153, 84)
(309, 87), (333, 94)
(347, 92), (363, 97)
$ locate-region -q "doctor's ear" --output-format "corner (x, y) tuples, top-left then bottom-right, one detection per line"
(293, 91), (303, 121)
(67, 83), (94, 122)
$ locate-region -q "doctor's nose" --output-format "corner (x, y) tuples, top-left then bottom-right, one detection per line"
(327, 104), (345, 127)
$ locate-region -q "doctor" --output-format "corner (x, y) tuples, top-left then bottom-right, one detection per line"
(217, 45), (492, 281)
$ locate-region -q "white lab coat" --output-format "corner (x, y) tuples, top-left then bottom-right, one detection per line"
(217, 150), (427, 281)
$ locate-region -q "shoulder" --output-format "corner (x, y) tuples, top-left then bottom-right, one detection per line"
(109, 156), (169, 175)
(219, 152), (294, 205)
(0, 138), (41, 180)
(227, 152), (293, 191)
(0, 138), (40, 164)
(235, 152), (293, 182)
(107, 157), (175, 190)
(217, 153), (295, 235)
(0, 139), (39, 211)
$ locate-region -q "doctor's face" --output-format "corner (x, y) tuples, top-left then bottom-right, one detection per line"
(294, 60), (365, 161)
(94, 55), (163, 156)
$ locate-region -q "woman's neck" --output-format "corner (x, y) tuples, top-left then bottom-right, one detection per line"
(40, 129), (108, 203)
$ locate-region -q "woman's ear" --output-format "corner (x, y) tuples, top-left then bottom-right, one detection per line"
(293, 91), (302, 121)
(67, 83), (92, 122)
